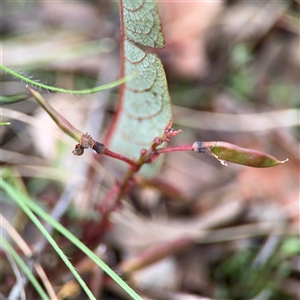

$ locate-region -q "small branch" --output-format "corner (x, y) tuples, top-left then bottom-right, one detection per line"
(28, 87), (138, 169)
(153, 144), (193, 154)
(97, 184), (121, 215)
(74, 135), (137, 168)
(103, 148), (137, 169)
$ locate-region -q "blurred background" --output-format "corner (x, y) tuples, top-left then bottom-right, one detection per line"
(1, 1), (299, 299)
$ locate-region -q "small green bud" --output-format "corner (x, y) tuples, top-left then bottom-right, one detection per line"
(192, 141), (288, 168)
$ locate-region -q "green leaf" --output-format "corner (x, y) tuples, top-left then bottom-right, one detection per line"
(192, 141), (289, 168)
(108, 0), (172, 177)
(123, 0), (165, 48)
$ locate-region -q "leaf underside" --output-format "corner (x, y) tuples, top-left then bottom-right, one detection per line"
(108, 0), (172, 177)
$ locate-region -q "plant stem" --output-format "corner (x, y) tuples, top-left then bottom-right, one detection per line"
(98, 145), (195, 213)
(103, 148), (137, 168)
(1, 65), (135, 95)
(153, 144), (193, 154)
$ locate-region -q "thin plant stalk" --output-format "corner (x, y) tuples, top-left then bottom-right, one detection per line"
(0, 65), (135, 95)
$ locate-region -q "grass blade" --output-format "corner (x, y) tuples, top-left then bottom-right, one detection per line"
(2, 180), (97, 300)
(1, 237), (49, 300)
(2, 180), (142, 300)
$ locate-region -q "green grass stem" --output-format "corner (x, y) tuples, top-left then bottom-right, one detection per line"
(2, 180), (143, 300)
(2, 180), (97, 300)
(1, 237), (49, 300)
(0, 64), (135, 95)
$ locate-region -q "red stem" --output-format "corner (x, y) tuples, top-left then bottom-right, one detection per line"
(97, 184), (120, 215)
(104, 0), (126, 146)
(154, 144), (194, 154)
(103, 148), (136, 168)
(103, 144), (193, 167)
